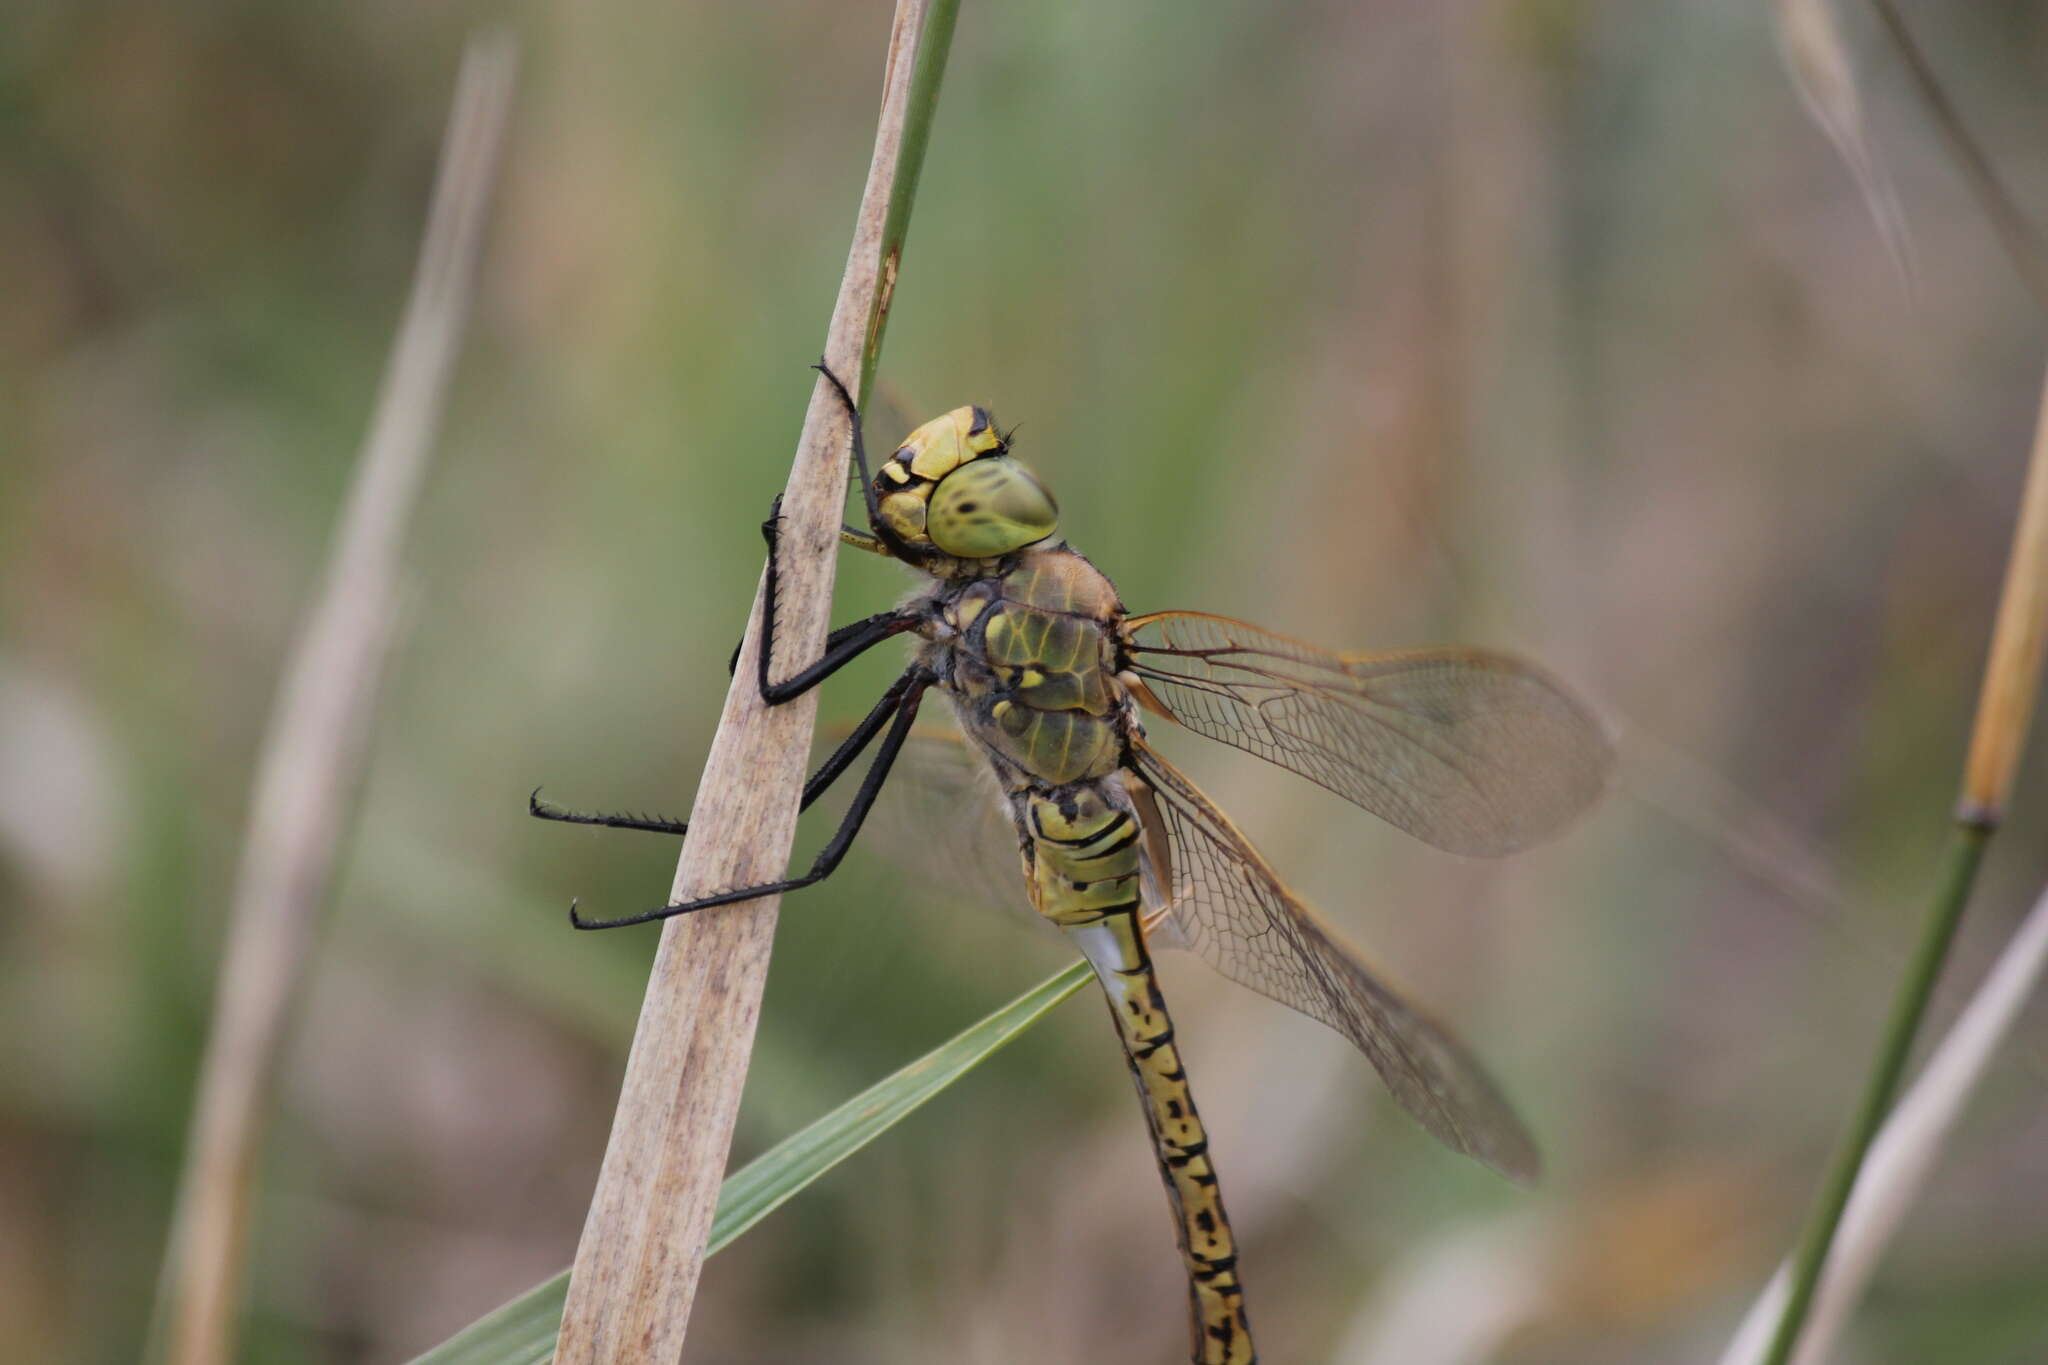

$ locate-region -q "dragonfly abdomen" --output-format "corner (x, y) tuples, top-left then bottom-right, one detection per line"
(1023, 786), (1145, 928)
(1068, 911), (1256, 1365)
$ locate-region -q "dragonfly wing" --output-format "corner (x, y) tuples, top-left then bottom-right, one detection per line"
(1122, 611), (1612, 856)
(1132, 741), (1540, 1182)
(1127, 776), (1192, 950)
(824, 723), (1036, 926)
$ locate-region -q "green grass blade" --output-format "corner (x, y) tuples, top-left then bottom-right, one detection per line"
(1756, 823), (1991, 1364)
(405, 959), (1093, 1365)
(406, 1287), (558, 1365)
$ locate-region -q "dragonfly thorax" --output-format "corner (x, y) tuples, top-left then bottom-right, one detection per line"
(923, 546), (1130, 789)
(876, 406), (1058, 562)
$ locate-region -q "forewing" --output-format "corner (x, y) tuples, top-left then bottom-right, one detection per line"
(1123, 611), (1612, 856)
(1133, 742), (1539, 1182)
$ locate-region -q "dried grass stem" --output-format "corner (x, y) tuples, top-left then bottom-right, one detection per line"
(549, 4), (960, 1360)
(152, 36), (517, 1365)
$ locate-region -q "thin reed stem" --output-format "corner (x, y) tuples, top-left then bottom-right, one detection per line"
(1866, 0), (2048, 315)
(1722, 877), (2048, 1365)
(149, 36), (517, 1365)
(548, 5), (961, 1361)
(1756, 825), (1987, 1365)
(1757, 357), (2048, 1363)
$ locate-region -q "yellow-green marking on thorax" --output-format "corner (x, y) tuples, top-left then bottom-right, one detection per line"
(949, 550), (1126, 787)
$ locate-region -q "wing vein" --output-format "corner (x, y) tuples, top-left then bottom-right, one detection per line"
(1130, 743), (1539, 1182)
(1125, 612), (1612, 855)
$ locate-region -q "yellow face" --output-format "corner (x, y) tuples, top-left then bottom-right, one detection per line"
(874, 406), (1059, 560)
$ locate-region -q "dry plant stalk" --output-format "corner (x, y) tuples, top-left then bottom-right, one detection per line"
(1866, 0), (2048, 315)
(1776, 0), (1912, 291)
(1755, 355), (2048, 1365)
(1786, 0), (2048, 816)
(1745, 6), (2048, 1353)
(1959, 365), (2048, 825)
(152, 35), (518, 1365)
(551, 4), (953, 1359)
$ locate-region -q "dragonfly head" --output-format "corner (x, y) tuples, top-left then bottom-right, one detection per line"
(875, 406), (1059, 561)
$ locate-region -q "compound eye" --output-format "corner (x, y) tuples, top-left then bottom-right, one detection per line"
(927, 457), (1058, 557)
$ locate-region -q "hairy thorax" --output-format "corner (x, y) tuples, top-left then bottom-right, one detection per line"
(917, 545), (1131, 788)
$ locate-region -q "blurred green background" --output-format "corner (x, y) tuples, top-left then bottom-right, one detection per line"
(6, 2), (2048, 1362)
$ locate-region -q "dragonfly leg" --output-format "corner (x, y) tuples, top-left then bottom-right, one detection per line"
(756, 493), (921, 704)
(840, 523), (891, 556)
(528, 790), (688, 837)
(811, 359), (929, 564)
(811, 361), (877, 538)
(568, 668), (934, 930)
(532, 667), (922, 843)
(729, 610), (904, 680)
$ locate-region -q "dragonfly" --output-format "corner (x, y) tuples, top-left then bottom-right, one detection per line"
(532, 366), (1611, 1365)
